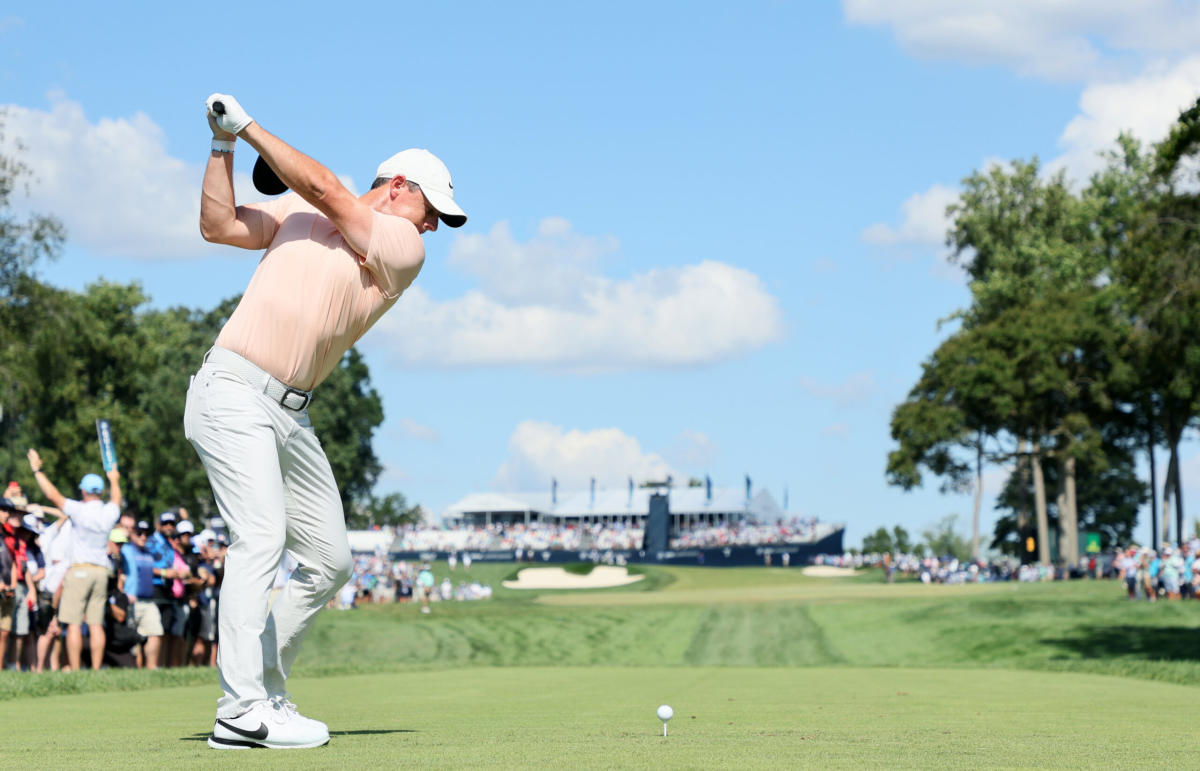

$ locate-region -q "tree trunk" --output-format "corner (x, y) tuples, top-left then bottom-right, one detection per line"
(1062, 455), (1078, 567)
(1162, 454), (1174, 548)
(1017, 438), (1030, 533)
(1032, 443), (1051, 566)
(972, 441), (983, 561)
(1148, 416), (1158, 549)
(1173, 444), (1184, 548)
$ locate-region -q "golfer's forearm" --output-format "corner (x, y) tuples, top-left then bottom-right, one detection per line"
(240, 123), (343, 208)
(200, 151), (238, 241)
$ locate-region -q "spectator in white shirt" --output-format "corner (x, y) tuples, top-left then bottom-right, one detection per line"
(27, 449), (121, 671)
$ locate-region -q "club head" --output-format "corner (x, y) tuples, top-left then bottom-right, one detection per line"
(253, 155), (288, 195)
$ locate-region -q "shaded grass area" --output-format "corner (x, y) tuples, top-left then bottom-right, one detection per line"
(4, 565), (1200, 702)
(7, 667), (1200, 768)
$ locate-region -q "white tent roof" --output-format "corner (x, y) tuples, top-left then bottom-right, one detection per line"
(442, 491), (554, 518)
(442, 487), (788, 522)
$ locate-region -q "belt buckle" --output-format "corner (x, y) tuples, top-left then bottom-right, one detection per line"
(280, 387), (310, 411)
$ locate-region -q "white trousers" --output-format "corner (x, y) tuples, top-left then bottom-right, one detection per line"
(184, 350), (351, 718)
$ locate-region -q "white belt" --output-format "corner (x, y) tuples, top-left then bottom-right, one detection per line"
(203, 346), (313, 411)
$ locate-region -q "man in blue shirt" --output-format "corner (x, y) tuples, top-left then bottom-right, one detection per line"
(121, 521), (164, 669)
(148, 512), (186, 666)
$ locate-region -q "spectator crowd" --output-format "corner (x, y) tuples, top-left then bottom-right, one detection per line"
(1, 477), (227, 673)
(820, 540), (1200, 596)
(386, 516), (822, 554)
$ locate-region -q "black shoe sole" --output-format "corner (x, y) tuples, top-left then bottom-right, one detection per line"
(208, 734), (330, 750)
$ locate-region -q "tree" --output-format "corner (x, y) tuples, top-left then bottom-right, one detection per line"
(992, 437), (1145, 556)
(1096, 111), (1200, 547)
(861, 527), (894, 554)
(921, 514), (971, 562)
(346, 491), (422, 530)
(0, 111), (66, 481)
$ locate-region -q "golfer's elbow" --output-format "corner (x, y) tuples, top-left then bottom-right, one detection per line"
(199, 216), (237, 245)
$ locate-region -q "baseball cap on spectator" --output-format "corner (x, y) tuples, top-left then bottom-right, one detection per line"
(177, 520), (194, 535)
(5, 482), (26, 506)
(0, 497), (21, 513)
(109, 527), (128, 543)
(159, 511), (178, 525)
(135, 520), (153, 534)
(374, 149), (467, 228)
(80, 473), (105, 494)
(21, 513), (45, 534)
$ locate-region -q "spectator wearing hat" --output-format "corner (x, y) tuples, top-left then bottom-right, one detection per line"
(148, 511), (188, 666)
(176, 519), (207, 664)
(119, 521), (163, 668)
(26, 449), (121, 671)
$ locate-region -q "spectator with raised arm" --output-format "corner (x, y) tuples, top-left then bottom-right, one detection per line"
(27, 449), (121, 671)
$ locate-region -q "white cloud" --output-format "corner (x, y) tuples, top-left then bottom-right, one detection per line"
(0, 94), (264, 258)
(368, 222), (784, 370)
(1050, 56), (1200, 180)
(798, 371), (877, 409)
(866, 57), (1200, 277)
(396, 418), (440, 443)
(843, 0), (1200, 82)
(861, 184), (958, 248)
(449, 218), (618, 308)
(493, 421), (676, 491)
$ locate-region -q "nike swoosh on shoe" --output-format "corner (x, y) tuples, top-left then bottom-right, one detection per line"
(216, 719), (269, 740)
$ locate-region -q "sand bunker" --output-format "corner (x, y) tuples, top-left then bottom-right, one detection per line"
(801, 565), (859, 578)
(502, 565), (645, 590)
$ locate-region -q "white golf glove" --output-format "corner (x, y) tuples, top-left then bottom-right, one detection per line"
(205, 93), (253, 135)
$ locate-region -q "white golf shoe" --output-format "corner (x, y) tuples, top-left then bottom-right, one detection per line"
(272, 694), (330, 736)
(208, 699), (330, 750)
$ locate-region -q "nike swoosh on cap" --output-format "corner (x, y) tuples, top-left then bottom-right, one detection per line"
(217, 719), (269, 740)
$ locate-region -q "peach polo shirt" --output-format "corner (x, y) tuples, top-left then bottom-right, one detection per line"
(214, 193), (424, 390)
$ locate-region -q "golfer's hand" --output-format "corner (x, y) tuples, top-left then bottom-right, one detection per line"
(205, 93), (253, 135)
(207, 113), (235, 142)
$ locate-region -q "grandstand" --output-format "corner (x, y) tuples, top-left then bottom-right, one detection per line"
(360, 481), (845, 566)
(441, 480), (813, 533)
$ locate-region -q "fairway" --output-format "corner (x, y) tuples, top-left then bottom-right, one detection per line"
(5, 565), (1200, 768)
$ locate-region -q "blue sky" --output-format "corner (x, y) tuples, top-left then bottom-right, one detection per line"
(4, 2), (1200, 547)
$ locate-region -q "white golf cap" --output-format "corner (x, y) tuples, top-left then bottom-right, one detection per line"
(375, 148), (467, 228)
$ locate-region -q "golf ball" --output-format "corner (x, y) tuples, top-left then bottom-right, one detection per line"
(657, 704), (674, 721)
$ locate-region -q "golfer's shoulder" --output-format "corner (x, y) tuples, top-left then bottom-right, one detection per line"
(366, 211), (426, 273)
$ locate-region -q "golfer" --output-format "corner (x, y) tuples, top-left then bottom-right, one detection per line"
(189, 93), (466, 750)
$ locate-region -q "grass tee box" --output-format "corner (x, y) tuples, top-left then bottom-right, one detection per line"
(6, 667), (1199, 768)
